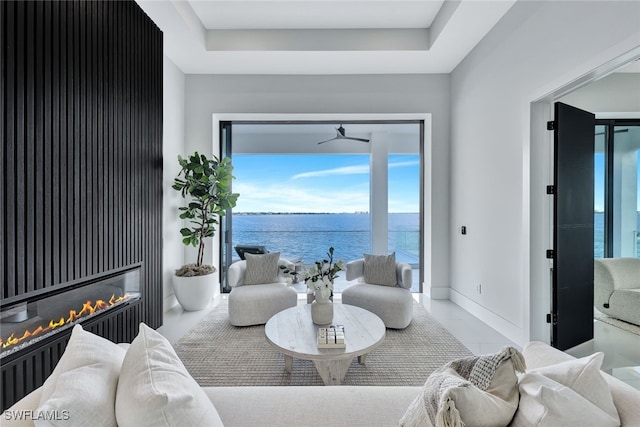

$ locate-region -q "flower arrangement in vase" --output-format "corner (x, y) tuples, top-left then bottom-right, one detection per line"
(304, 247), (345, 300)
(303, 247), (345, 324)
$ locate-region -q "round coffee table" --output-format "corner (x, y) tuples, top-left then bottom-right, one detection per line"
(264, 304), (385, 385)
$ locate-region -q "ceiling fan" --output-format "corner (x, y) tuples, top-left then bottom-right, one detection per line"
(317, 125), (370, 145)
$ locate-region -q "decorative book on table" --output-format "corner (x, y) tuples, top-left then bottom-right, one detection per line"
(317, 325), (346, 348)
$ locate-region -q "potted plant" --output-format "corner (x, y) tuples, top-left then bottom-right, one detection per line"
(172, 152), (239, 310)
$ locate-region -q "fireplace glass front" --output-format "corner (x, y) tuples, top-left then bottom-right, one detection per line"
(0, 267), (141, 358)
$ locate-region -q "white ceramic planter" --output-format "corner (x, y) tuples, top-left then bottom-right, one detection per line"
(173, 273), (217, 311)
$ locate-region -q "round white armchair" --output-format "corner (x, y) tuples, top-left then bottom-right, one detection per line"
(227, 255), (298, 327)
(342, 256), (413, 329)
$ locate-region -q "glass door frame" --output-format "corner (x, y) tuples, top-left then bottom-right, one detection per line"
(218, 119), (425, 293)
(595, 118), (640, 259)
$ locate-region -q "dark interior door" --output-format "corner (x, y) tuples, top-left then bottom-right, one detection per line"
(552, 102), (596, 350)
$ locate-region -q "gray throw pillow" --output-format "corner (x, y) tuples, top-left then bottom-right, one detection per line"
(244, 252), (281, 285)
(363, 253), (397, 286)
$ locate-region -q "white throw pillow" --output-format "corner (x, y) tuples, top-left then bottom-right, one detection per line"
(244, 252), (281, 285)
(115, 323), (224, 427)
(510, 373), (620, 427)
(35, 324), (126, 427)
(400, 346), (526, 427)
(528, 352), (620, 424)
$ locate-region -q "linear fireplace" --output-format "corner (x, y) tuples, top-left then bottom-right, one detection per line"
(1, 265), (143, 410)
(1, 267), (141, 358)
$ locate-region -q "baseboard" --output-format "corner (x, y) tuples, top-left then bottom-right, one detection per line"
(425, 284), (450, 300)
(449, 289), (525, 347)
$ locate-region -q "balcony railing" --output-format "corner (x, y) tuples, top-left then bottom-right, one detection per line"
(232, 230), (420, 265)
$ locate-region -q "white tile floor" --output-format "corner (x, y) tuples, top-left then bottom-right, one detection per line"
(158, 293), (640, 390)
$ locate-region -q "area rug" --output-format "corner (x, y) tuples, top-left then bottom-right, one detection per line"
(594, 310), (640, 336)
(174, 300), (473, 387)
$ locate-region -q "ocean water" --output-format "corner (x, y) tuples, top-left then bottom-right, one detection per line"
(232, 213), (419, 264)
(594, 212), (640, 258)
(233, 212), (640, 263)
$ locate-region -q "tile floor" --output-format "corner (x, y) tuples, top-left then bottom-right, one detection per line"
(158, 293), (640, 390)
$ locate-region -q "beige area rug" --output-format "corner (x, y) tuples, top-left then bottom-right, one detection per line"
(174, 300), (473, 387)
(594, 310), (640, 336)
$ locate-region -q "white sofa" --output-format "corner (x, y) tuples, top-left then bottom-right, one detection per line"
(594, 258), (640, 326)
(6, 341), (640, 427)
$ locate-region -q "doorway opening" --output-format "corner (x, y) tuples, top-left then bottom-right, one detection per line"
(595, 120), (640, 259)
(219, 121), (424, 294)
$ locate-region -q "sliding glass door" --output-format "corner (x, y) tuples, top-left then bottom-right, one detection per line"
(595, 120), (640, 259)
(222, 121), (423, 292)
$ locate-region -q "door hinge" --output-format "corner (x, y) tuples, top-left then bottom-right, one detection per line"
(547, 121), (556, 131)
(546, 313), (558, 325)
(546, 185), (555, 195)
(546, 249), (554, 259)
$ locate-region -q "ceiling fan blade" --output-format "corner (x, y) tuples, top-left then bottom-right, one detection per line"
(316, 125), (369, 144)
(317, 137), (338, 145)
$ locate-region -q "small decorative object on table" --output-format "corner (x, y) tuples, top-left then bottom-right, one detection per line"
(304, 247), (345, 325)
(317, 325), (346, 348)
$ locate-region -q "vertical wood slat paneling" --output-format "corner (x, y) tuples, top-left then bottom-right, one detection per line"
(15, 1), (26, 296)
(51, 0), (61, 287)
(34, 1), (44, 292)
(2, 0), (162, 318)
(1, 0), (163, 408)
(0, 0), (6, 296)
(43, 0), (53, 290)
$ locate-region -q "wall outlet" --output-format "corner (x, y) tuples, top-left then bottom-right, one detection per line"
(476, 283), (482, 294)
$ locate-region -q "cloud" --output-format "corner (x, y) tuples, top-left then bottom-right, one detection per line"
(234, 181), (369, 213)
(389, 160), (420, 169)
(291, 165), (369, 180)
(291, 159), (419, 180)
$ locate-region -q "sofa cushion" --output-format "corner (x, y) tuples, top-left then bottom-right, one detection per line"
(511, 373), (620, 427)
(399, 346), (525, 427)
(35, 324), (126, 427)
(526, 352), (620, 425)
(364, 253), (397, 286)
(244, 252), (281, 285)
(115, 323), (224, 427)
(205, 386), (422, 427)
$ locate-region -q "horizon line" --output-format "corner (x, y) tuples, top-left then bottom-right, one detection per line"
(234, 211), (419, 215)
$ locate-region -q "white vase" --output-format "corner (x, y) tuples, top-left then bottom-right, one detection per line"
(173, 273), (217, 311)
(311, 298), (333, 325)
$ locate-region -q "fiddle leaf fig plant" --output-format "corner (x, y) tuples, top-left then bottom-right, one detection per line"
(172, 152), (239, 277)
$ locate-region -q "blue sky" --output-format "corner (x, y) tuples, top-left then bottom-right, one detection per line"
(232, 154), (420, 213)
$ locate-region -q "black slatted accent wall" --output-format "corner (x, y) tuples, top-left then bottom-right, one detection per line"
(1, 0), (162, 375)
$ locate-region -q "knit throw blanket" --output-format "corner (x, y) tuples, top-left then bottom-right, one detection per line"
(401, 346), (526, 427)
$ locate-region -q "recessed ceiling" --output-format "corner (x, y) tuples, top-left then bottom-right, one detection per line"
(136, 0), (517, 75)
(188, 1), (444, 30)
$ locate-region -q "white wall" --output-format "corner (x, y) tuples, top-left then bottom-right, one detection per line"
(449, 1), (640, 345)
(162, 56), (186, 312)
(558, 73), (640, 114)
(184, 74), (451, 294)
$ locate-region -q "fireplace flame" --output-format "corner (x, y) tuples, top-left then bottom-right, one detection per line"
(1, 294), (130, 350)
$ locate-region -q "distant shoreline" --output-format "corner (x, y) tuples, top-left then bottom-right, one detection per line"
(234, 212), (419, 215)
